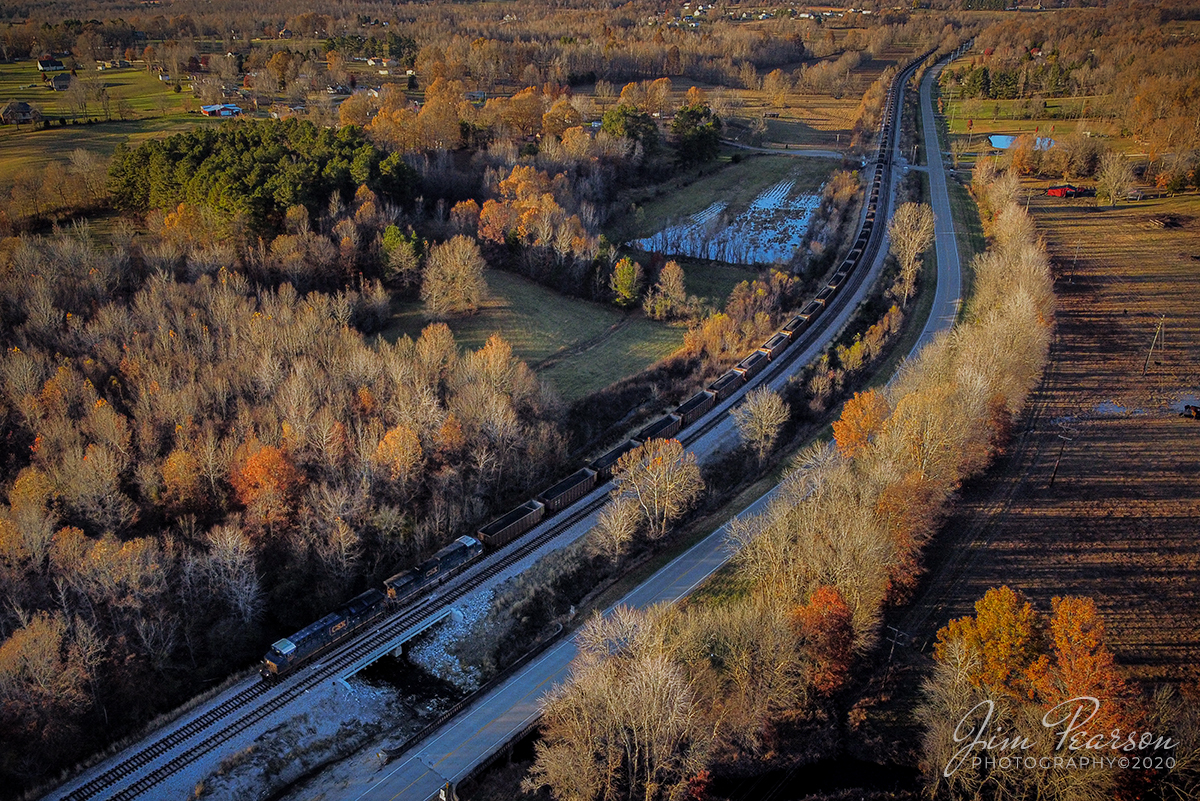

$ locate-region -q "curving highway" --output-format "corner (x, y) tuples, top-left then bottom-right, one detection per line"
(334, 49), (968, 801)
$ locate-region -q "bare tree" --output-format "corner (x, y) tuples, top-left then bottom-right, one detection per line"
(1096, 151), (1134, 207)
(680, 595), (802, 754)
(917, 636), (988, 800)
(950, 138), (969, 169)
(888, 202), (936, 302)
(95, 84), (111, 121)
(68, 149), (109, 206)
(612, 438), (704, 539)
(317, 516), (362, 584)
(65, 77), (90, 119)
(205, 524), (262, 624)
(420, 234), (487, 318)
(732, 387), (789, 463)
(586, 496), (640, 562)
(56, 444), (137, 534)
(524, 606), (712, 801)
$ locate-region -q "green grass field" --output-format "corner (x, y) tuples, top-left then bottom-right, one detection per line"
(0, 59), (187, 118)
(0, 59), (215, 186)
(379, 270), (622, 361)
(540, 318), (685, 402)
(672, 257), (761, 307)
(943, 95), (1095, 136)
(377, 270), (686, 403)
(0, 115), (220, 186)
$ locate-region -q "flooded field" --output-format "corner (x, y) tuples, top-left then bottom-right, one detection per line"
(631, 178), (822, 265)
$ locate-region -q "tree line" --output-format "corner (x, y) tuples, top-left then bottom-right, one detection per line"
(107, 119), (419, 238)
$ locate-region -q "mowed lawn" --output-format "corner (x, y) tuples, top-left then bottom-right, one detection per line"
(0, 115), (220, 185)
(378, 270), (686, 403)
(0, 59), (186, 116)
(540, 319), (684, 402)
(0, 60), (213, 186)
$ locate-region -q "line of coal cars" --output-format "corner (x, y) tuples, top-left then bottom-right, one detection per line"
(259, 66), (912, 683)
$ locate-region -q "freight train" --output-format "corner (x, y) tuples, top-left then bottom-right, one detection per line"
(258, 47), (935, 683)
(470, 46), (940, 550)
(260, 588), (389, 680)
(259, 536), (483, 680)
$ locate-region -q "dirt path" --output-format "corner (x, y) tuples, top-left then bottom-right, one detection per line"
(721, 140), (850, 160)
(897, 193), (1200, 684)
(532, 316), (634, 371)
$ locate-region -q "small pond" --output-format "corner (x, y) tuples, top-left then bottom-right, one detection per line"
(988, 134), (1056, 150)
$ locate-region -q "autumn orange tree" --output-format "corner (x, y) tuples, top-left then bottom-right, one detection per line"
(832, 390), (890, 459)
(924, 589), (1147, 800)
(161, 448), (205, 514)
(934, 585), (1044, 700)
(792, 585), (854, 697)
(1029, 596), (1139, 735)
(477, 164), (592, 283)
(372, 425), (424, 490)
(231, 441), (306, 532)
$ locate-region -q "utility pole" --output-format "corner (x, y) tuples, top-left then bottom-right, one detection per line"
(1143, 315), (1166, 375)
(1049, 432), (1073, 488)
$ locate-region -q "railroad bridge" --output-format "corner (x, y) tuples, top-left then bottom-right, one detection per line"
(343, 606), (459, 679)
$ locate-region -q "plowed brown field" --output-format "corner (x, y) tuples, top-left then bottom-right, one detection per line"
(901, 189), (1200, 684)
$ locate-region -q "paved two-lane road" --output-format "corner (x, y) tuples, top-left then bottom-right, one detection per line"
(911, 58), (964, 353)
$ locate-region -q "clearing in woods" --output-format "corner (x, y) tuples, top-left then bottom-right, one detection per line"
(377, 270), (686, 404)
(899, 189), (1200, 684)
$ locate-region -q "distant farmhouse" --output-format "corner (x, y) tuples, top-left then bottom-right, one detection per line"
(200, 103), (242, 117)
(37, 57), (65, 72)
(1, 100), (41, 125)
(50, 74), (72, 91)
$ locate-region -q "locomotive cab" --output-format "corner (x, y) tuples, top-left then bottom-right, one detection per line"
(260, 638), (297, 679)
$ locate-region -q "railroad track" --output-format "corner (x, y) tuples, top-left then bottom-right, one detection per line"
(681, 50), (932, 449)
(57, 488), (608, 801)
(51, 46), (938, 801)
